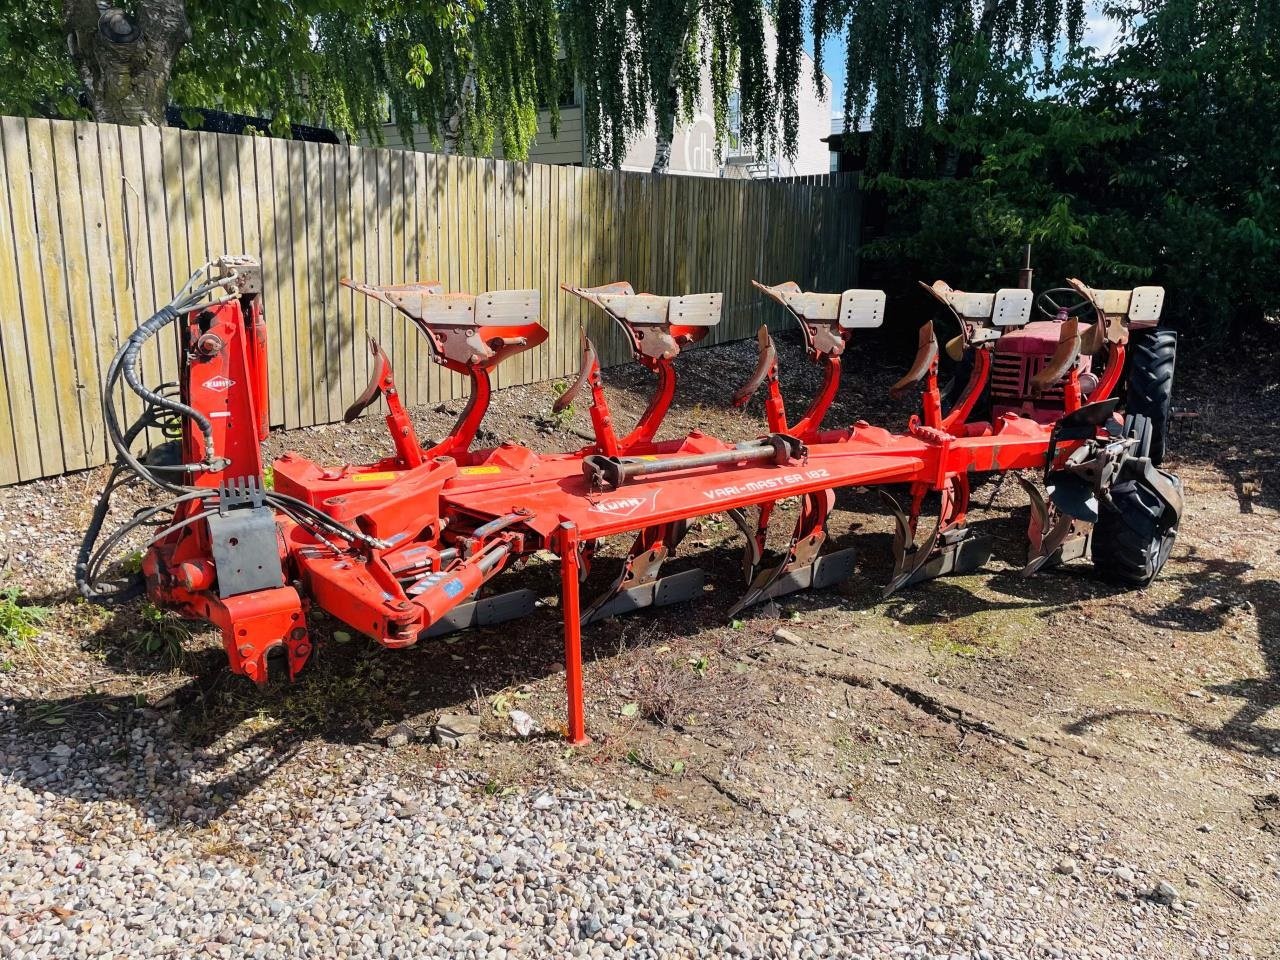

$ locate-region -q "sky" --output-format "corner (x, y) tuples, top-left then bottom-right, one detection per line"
(815, 1), (1127, 117)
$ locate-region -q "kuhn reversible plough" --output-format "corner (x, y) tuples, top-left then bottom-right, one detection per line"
(79, 256), (1182, 742)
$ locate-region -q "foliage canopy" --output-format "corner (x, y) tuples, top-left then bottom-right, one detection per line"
(859, 0), (1280, 341)
(3, 1), (1097, 169)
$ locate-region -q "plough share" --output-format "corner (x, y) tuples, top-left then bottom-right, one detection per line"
(80, 256), (1182, 742)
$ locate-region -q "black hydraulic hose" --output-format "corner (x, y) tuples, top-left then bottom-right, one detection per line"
(117, 305), (221, 473)
(102, 328), (189, 496)
(75, 464), (143, 601)
(265, 490), (388, 549)
(77, 489), (215, 600)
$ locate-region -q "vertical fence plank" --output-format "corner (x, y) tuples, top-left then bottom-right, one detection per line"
(274, 136), (305, 428)
(0, 118), (33, 482)
(25, 119), (79, 473)
(420, 153), (441, 405)
(70, 120), (116, 467)
(388, 149), (407, 403)
(98, 125), (142, 437)
(117, 125), (164, 440)
(318, 143), (342, 417)
(134, 126), (180, 416)
(299, 141), (326, 423)
(345, 144), (369, 413)
(439, 153), (459, 401)
(252, 137), (285, 428)
(49, 121), (99, 468)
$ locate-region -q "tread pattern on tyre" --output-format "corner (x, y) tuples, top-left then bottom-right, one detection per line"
(1126, 328), (1176, 465)
(1091, 413), (1180, 586)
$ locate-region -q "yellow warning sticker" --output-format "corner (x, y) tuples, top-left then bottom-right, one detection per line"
(459, 466), (502, 475)
(352, 471), (398, 482)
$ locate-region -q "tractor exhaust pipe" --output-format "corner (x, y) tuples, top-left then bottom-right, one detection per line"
(1019, 243), (1034, 290)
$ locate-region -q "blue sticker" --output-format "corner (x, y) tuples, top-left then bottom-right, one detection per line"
(443, 578), (465, 598)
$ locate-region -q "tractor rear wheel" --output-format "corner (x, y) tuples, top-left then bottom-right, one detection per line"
(1125, 328), (1176, 466)
(1091, 415), (1180, 586)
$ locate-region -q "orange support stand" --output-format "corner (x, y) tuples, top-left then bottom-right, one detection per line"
(558, 521), (589, 745)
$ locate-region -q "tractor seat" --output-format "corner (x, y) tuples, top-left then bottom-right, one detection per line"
(753, 280), (886, 359)
(563, 281), (722, 362)
(343, 278), (548, 369)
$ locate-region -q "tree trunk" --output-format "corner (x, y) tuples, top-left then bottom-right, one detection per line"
(649, 0), (696, 174)
(651, 87), (678, 174)
(63, 1), (190, 125)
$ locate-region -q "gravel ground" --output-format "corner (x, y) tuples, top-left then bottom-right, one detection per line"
(2, 326), (1276, 959)
(1, 718), (1218, 960)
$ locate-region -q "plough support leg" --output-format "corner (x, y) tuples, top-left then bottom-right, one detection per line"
(559, 522), (589, 746)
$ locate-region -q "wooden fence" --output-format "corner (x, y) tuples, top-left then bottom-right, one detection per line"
(0, 115), (860, 486)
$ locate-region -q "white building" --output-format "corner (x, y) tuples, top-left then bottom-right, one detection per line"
(370, 29), (831, 178)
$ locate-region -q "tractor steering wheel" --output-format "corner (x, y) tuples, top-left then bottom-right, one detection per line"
(1036, 287), (1095, 321)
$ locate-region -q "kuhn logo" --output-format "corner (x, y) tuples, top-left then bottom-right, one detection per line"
(588, 489), (659, 518)
(202, 375), (236, 391)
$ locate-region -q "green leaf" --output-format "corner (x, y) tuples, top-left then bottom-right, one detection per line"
(620, 702), (639, 717)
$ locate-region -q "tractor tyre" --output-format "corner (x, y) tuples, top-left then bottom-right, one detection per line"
(1092, 416), (1180, 586)
(1125, 328), (1176, 466)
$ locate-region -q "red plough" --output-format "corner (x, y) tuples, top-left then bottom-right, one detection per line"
(79, 256), (1183, 742)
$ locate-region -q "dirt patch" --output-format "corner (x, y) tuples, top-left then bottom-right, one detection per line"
(1, 326), (1278, 955)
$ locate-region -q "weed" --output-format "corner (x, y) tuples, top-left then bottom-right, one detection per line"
(262, 466), (275, 490)
(0, 588), (46, 647)
(30, 702), (73, 727)
(625, 652), (750, 732)
(624, 747), (689, 778)
(549, 379), (575, 424)
(130, 601), (192, 667)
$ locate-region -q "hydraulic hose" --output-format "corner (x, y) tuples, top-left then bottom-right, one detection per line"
(79, 262), (385, 603)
